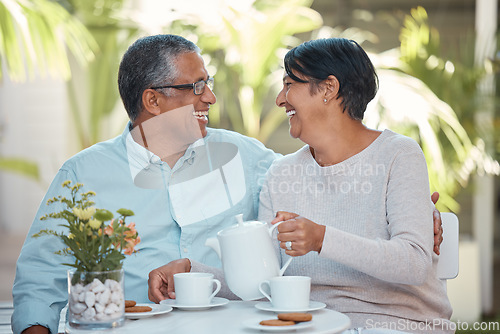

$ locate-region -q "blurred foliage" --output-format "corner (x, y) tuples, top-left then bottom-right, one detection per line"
(0, 0), (97, 181)
(365, 6), (499, 212)
(0, 157), (39, 181)
(60, 0), (140, 148)
(166, 0), (323, 143)
(0, 0), (97, 82)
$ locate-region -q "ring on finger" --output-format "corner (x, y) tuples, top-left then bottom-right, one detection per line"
(285, 241), (292, 251)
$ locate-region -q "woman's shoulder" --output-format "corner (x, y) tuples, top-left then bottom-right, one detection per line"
(270, 145), (310, 167)
(379, 129), (424, 155)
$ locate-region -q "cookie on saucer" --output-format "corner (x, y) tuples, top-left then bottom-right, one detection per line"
(260, 319), (296, 326)
(278, 312), (313, 322)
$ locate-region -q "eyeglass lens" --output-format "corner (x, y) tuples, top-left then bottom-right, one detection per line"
(194, 78), (214, 95)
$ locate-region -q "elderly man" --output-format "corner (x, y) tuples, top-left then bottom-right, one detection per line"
(12, 34), (443, 334)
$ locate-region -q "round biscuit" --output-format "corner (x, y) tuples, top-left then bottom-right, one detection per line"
(125, 305), (152, 313)
(277, 312), (312, 322)
(124, 300), (136, 308)
(259, 319), (296, 326)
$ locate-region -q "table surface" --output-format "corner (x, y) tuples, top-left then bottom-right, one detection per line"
(1, 301), (351, 334)
(67, 301), (350, 334)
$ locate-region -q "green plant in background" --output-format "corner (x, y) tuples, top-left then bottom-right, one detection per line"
(0, 0), (97, 82)
(0, 0), (98, 181)
(365, 6), (499, 212)
(170, 0), (323, 143)
(0, 157), (39, 181)
(62, 0), (139, 148)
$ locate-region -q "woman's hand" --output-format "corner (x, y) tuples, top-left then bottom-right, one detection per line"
(272, 211), (326, 256)
(148, 258), (191, 303)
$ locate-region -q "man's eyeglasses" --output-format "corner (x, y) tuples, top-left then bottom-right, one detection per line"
(151, 77), (214, 95)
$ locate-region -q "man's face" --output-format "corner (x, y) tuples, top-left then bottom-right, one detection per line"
(157, 52), (216, 137)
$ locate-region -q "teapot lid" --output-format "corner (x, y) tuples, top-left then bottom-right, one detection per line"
(217, 214), (265, 236)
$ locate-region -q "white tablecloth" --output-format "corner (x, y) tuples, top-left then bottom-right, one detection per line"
(65, 301), (351, 334)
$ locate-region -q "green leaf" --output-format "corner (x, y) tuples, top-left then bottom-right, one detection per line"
(0, 157), (39, 181)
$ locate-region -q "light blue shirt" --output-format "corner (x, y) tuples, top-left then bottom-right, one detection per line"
(12, 125), (278, 334)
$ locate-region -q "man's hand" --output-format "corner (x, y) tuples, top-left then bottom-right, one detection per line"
(431, 191), (443, 255)
(22, 325), (49, 334)
(148, 258), (191, 303)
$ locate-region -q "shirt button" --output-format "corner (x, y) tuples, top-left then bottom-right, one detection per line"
(150, 155), (161, 164)
(183, 248), (188, 253)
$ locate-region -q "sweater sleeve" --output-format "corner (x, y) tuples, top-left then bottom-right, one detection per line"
(319, 140), (434, 285)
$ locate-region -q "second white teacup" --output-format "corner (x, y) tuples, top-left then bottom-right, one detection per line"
(174, 272), (221, 306)
(259, 276), (311, 310)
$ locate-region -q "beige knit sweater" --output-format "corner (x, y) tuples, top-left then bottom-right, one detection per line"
(257, 130), (453, 333)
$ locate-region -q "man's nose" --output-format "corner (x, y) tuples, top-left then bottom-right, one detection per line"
(202, 86), (216, 104)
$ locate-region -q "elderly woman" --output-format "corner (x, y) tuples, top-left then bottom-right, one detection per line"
(258, 38), (452, 333)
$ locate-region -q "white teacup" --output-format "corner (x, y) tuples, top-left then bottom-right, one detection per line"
(174, 272), (221, 306)
(259, 276), (311, 310)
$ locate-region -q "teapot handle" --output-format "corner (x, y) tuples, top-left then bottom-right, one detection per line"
(268, 220), (284, 236)
(268, 221), (293, 276)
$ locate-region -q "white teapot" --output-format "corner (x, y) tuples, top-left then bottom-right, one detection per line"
(205, 214), (292, 300)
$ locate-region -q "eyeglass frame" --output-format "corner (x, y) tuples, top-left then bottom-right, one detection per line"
(151, 77), (214, 95)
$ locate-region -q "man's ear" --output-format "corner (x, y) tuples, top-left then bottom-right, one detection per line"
(142, 89), (162, 116)
(323, 75), (340, 102)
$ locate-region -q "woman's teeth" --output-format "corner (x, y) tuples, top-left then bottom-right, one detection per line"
(286, 109), (296, 117)
(193, 111), (208, 120)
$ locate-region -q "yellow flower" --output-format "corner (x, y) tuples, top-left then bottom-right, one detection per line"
(72, 207), (96, 220)
(37, 180), (140, 273)
(88, 219), (101, 230)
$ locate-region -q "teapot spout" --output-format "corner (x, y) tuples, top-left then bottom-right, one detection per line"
(279, 257), (293, 276)
(205, 237), (221, 258)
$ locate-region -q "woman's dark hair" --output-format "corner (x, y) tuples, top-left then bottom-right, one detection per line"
(118, 34), (200, 122)
(284, 38), (378, 120)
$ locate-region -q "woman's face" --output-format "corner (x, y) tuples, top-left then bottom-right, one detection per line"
(275, 73), (325, 141)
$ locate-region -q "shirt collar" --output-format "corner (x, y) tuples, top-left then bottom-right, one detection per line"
(123, 122), (209, 180)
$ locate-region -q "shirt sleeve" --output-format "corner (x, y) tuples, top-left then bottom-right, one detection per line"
(12, 168), (76, 334)
(247, 138), (280, 217)
(319, 141), (434, 285)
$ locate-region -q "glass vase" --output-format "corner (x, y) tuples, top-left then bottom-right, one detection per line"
(67, 269), (125, 330)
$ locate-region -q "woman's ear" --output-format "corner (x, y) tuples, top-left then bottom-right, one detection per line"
(323, 75), (340, 103)
(142, 89), (162, 116)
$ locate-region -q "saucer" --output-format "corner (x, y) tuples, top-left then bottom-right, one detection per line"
(160, 297), (229, 310)
(255, 301), (326, 313)
(125, 303), (173, 319)
(242, 317), (314, 332)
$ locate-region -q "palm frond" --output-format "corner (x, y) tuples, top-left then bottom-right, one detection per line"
(0, 0), (97, 82)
